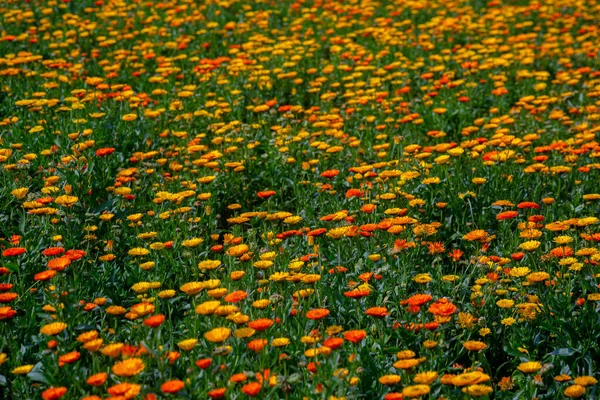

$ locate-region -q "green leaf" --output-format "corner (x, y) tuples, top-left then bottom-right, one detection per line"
(550, 348), (577, 357)
(27, 371), (49, 384)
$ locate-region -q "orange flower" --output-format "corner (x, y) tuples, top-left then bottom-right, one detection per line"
(143, 314), (165, 328)
(112, 358), (145, 377)
(402, 294), (432, 306)
(241, 382), (262, 396)
(323, 337), (344, 349)
(320, 169), (340, 178)
(42, 387), (67, 400)
(247, 339), (268, 352)
(427, 298), (457, 316)
(0, 306), (17, 320)
(365, 307), (388, 318)
(343, 330), (367, 343)
(306, 308), (330, 320)
(107, 382), (141, 397)
(2, 247), (26, 257)
(58, 351), (80, 367)
(161, 380), (185, 394)
(224, 290), (248, 303)
(195, 358), (212, 369)
(230, 373), (247, 383)
(34, 270), (57, 281)
(257, 190), (276, 199)
(248, 318), (274, 331)
(95, 147), (115, 157)
(86, 372), (108, 386)
(47, 256), (71, 271)
(208, 388), (226, 398)
(496, 211), (519, 220)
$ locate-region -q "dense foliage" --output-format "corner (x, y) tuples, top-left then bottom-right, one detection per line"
(1, 0), (600, 399)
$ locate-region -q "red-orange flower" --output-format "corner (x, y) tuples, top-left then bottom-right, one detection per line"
(95, 147), (115, 157)
(365, 307), (388, 318)
(208, 388), (226, 399)
(427, 298), (457, 316)
(320, 169), (340, 178)
(343, 330), (367, 343)
(247, 339), (268, 352)
(43, 247), (65, 256)
(306, 308), (330, 320)
(0, 306), (17, 320)
(402, 294), (432, 306)
(224, 290), (248, 303)
(48, 256), (71, 271)
(58, 351), (80, 367)
(42, 387), (67, 400)
(144, 314), (165, 328)
(257, 190), (276, 199)
(195, 358), (212, 369)
(496, 211), (518, 220)
(2, 247), (26, 257)
(86, 372), (108, 386)
(248, 318), (274, 331)
(241, 382), (262, 396)
(161, 380), (185, 394)
(323, 337), (344, 349)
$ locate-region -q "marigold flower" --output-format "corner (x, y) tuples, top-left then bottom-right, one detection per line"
(41, 387), (67, 400)
(517, 361), (542, 373)
(241, 382), (262, 396)
(112, 357), (145, 377)
(86, 372), (108, 386)
(40, 322), (68, 336)
(306, 308), (330, 320)
(343, 330), (366, 343)
(2, 247), (26, 257)
(402, 384), (430, 397)
(564, 384), (586, 398)
(161, 380), (185, 394)
(204, 327), (231, 343)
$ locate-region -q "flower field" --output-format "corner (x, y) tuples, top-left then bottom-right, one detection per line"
(1, 0), (600, 398)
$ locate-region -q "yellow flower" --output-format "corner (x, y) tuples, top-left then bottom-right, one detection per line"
(195, 301), (221, 315)
(101, 343), (124, 357)
(402, 384), (430, 398)
(198, 260), (221, 270)
(180, 282), (204, 295)
(463, 341), (487, 351)
(519, 241), (541, 251)
(40, 322), (68, 336)
(526, 272), (550, 283)
(11, 188), (28, 200)
(227, 244), (249, 257)
(158, 290), (176, 299)
(55, 195), (79, 207)
(564, 384), (586, 398)
(378, 374), (401, 385)
(128, 247), (150, 256)
(517, 361), (542, 373)
(413, 273), (432, 284)
(12, 365), (34, 375)
(413, 371), (438, 384)
(496, 299), (514, 308)
(462, 385), (493, 397)
(177, 339), (198, 351)
(573, 376), (597, 387)
(204, 327), (231, 343)
(122, 113), (137, 121)
(271, 338), (290, 347)
(112, 358), (145, 377)
(182, 238), (203, 247)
